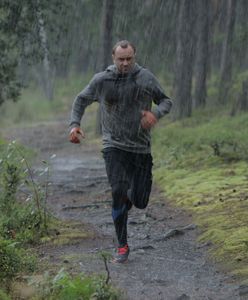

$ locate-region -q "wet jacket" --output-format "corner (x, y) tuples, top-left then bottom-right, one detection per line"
(70, 63), (172, 153)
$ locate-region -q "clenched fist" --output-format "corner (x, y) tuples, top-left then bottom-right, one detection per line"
(141, 110), (157, 129)
(69, 127), (85, 144)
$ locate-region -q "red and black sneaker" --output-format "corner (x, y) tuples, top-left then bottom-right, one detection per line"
(113, 244), (130, 263)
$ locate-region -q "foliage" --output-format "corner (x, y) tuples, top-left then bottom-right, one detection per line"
(0, 141), (51, 243)
(0, 139), (53, 289)
(0, 0), (75, 104)
(0, 288), (11, 300)
(0, 1), (22, 104)
(32, 268), (120, 300)
(0, 1), (34, 104)
(0, 238), (36, 285)
(152, 111), (248, 281)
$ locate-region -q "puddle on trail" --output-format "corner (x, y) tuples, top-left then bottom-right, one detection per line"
(52, 156), (105, 172)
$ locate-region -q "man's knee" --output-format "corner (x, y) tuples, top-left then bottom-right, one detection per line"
(134, 195), (150, 209)
(129, 188), (151, 209)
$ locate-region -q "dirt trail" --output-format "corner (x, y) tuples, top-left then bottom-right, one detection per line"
(5, 119), (246, 300)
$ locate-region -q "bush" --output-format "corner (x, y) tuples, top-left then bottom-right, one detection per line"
(33, 268), (120, 300)
(0, 238), (36, 285)
(0, 140), (50, 289)
(0, 288), (11, 300)
(0, 141), (50, 243)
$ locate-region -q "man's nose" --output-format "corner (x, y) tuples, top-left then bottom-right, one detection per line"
(123, 60), (128, 66)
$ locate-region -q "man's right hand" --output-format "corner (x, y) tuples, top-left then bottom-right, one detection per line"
(69, 127), (85, 144)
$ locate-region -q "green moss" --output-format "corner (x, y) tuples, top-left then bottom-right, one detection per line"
(52, 231), (89, 246)
(233, 266), (248, 283)
(41, 220), (93, 247)
(153, 112), (248, 280)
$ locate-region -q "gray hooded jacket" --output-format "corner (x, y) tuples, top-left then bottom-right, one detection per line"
(70, 63), (172, 153)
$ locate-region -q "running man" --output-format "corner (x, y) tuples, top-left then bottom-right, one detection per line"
(69, 40), (172, 263)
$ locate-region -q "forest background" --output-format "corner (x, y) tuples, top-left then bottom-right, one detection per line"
(1, 0), (248, 298)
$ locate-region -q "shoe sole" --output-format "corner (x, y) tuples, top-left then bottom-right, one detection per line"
(112, 257), (129, 264)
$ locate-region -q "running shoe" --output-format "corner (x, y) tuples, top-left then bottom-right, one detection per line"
(113, 244), (129, 263)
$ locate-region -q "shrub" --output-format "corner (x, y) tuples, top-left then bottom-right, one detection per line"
(0, 141), (51, 243)
(33, 268), (120, 300)
(0, 238), (36, 285)
(0, 141), (49, 289)
(0, 289), (11, 300)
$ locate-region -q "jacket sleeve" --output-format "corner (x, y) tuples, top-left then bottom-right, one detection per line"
(148, 72), (173, 119)
(69, 75), (98, 128)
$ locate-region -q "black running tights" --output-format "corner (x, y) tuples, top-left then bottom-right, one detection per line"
(103, 148), (153, 247)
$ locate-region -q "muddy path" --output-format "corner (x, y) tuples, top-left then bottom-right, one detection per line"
(5, 119), (246, 300)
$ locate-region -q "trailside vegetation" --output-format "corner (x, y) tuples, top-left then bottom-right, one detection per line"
(152, 110), (248, 283)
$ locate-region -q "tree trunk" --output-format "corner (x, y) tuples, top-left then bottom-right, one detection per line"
(173, 0), (196, 119)
(96, 0), (115, 135)
(230, 80), (248, 116)
(218, 0), (237, 104)
(194, 0), (210, 108)
(98, 0), (115, 71)
(236, 0), (248, 70)
(36, 1), (54, 101)
(239, 80), (248, 111)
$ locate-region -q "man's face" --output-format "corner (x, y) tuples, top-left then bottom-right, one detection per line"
(112, 45), (135, 74)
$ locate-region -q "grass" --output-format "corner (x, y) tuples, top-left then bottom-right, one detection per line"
(30, 268), (120, 300)
(40, 220), (93, 246)
(152, 110), (248, 282)
(0, 72), (94, 128)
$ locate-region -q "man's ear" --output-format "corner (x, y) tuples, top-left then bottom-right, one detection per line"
(112, 54), (115, 63)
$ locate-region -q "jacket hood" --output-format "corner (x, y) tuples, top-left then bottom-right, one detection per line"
(106, 63), (142, 75)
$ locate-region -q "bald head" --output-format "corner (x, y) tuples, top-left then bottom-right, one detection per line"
(112, 40), (136, 55)
(112, 40), (136, 74)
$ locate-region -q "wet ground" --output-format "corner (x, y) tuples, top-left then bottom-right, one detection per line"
(4, 119), (247, 300)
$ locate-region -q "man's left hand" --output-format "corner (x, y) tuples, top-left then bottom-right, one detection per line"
(141, 110), (157, 129)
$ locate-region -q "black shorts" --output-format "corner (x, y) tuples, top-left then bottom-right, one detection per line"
(102, 148), (153, 209)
